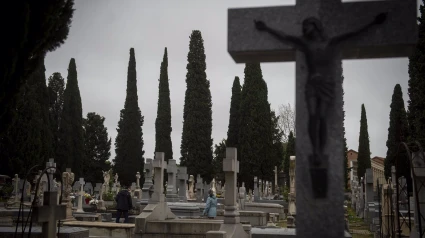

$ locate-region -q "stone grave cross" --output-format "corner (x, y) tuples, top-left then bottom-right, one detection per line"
(177, 166), (188, 202)
(32, 191), (66, 238)
(227, 1), (417, 237)
(166, 159), (178, 196)
(222, 147), (239, 223)
(151, 152), (167, 203)
(46, 159), (56, 191)
(141, 158), (153, 203)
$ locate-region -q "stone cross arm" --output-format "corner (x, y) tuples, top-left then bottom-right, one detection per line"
(223, 147), (239, 173)
(228, 0), (417, 63)
(32, 191), (66, 237)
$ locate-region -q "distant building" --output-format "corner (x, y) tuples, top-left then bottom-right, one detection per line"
(371, 156), (386, 191)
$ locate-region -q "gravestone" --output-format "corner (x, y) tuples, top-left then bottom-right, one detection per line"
(94, 183), (102, 196)
(196, 174), (204, 202)
(134, 171), (142, 199)
(84, 182), (93, 195)
(135, 152), (175, 234)
(259, 179), (263, 199)
(12, 174), (20, 203)
(410, 150), (425, 238)
(227, 0), (417, 236)
(76, 178), (85, 213)
(72, 181), (80, 193)
(253, 176), (259, 202)
(141, 158), (153, 204)
(32, 191), (66, 238)
(274, 166), (278, 194)
(207, 147), (249, 238)
(166, 159), (179, 202)
(177, 166), (188, 202)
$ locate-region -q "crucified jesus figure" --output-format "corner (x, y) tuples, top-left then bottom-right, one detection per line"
(255, 13), (387, 166)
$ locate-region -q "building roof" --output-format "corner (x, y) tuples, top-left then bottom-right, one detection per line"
(347, 149), (358, 154)
(371, 156), (385, 165)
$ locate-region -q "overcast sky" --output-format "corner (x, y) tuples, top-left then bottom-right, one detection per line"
(45, 0), (418, 164)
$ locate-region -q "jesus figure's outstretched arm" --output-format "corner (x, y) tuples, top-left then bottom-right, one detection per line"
(254, 20), (307, 51)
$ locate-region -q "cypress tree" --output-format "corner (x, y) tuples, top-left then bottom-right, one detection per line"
(271, 109), (284, 191)
(114, 48), (145, 186)
(0, 58), (52, 176)
(227, 76), (241, 147)
(180, 30), (213, 183)
(384, 84), (410, 187)
(48, 72), (65, 160)
(57, 58), (85, 177)
(155, 47), (173, 162)
(357, 104), (371, 179)
(342, 75), (349, 190)
(283, 131), (295, 188)
(1, 0), (74, 138)
(408, 0), (425, 146)
(239, 63), (272, 189)
(83, 112), (112, 182)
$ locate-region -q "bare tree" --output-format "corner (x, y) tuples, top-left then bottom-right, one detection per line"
(278, 103), (296, 142)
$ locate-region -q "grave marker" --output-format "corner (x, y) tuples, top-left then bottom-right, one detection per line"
(177, 166), (188, 202)
(76, 178), (85, 213)
(166, 159), (179, 202)
(141, 158), (153, 203)
(32, 191), (66, 238)
(227, 1), (417, 237)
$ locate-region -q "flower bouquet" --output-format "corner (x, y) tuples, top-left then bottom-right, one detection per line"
(84, 193), (92, 204)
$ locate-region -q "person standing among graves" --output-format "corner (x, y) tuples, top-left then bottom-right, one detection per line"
(115, 185), (132, 223)
(202, 189), (217, 219)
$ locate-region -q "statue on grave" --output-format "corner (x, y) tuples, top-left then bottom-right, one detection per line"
(254, 13), (387, 166)
(188, 175), (195, 199)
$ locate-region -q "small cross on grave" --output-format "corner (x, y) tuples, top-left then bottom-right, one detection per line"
(32, 191), (66, 238)
(151, 152), (167, 203)
(46, 159), (57, 191)
(227, 1), (417, 237)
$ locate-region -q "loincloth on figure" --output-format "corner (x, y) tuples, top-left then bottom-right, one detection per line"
(304, 73), (336, 102)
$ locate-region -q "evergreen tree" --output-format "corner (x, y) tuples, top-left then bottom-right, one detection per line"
(57, 58), (85, 177)
(0, 58), (52, 176)
(180, 30), (214, 183)
(155, 47), (173, 162)
(283, 131), (295, 188)
(83, 112), (111, 182)
(1, 0), (74, 138)
(212, 139), (226, 183)
(342, 75), (349, 190)
(357, 104), (371, 179)
(384, 84), (410, 188)
(408, 0), (425, 146)
(227, 76), (241, 147)
(238, 63), (272, 189)
(114, 48), (145, 186)
(48, 72), (65, 160)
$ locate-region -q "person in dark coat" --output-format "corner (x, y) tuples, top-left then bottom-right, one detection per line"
(115, 185), (132, 223)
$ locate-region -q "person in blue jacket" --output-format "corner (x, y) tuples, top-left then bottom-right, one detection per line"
(203, 189), (217, 219)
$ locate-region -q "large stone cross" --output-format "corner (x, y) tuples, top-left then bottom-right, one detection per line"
(151, 152), (167, 203)
(32, 191), (66, 238)
(222, 147), (240, 224)
(228, 1), (417, 237)
(166, 159), (177, 194)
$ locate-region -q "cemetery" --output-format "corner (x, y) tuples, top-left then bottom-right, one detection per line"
(0, 0), (424, 237)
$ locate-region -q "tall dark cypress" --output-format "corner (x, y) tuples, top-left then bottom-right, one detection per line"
(238, 63), (272, 189)
(384, 84), (410, 187)
(57, 58), (85, 177)
(408, 0), (425, 146)
(48, 72), (65, 161)
(227, 76), (241, 147)
(155, 47), (173, 162)
(0, 58), (52, 177)
(357, 104), (371, 179)
(114, 48), (145, 186)
(342, 75), (349, 190)
(180, 30), (213, 183)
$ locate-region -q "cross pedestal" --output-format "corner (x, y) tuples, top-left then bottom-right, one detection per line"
(227, 1), (417, 237)
(32, 191), (66, 238)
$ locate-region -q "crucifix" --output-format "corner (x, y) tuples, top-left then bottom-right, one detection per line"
(32, 191), (66, 238)
(228, 0), (417, 237)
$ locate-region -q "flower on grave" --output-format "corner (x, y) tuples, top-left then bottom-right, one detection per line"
(89, 198), (99, 206)
(83, 193), (92, 199)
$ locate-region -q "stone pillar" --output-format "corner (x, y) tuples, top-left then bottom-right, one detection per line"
(196, 175), (203, 202)
(134, 172), (142, 200)
(141, 158), (153, 204)
(381, 183), (393, 237)
(274, 166), (278, 194)
(259, 179), (263, 199)
(177, 166), (188, 202)
(76, 178), (85, 213)
(364, 168), (374, 224)
(288, 156), (296, 217)
(253, 176), (259, 202)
